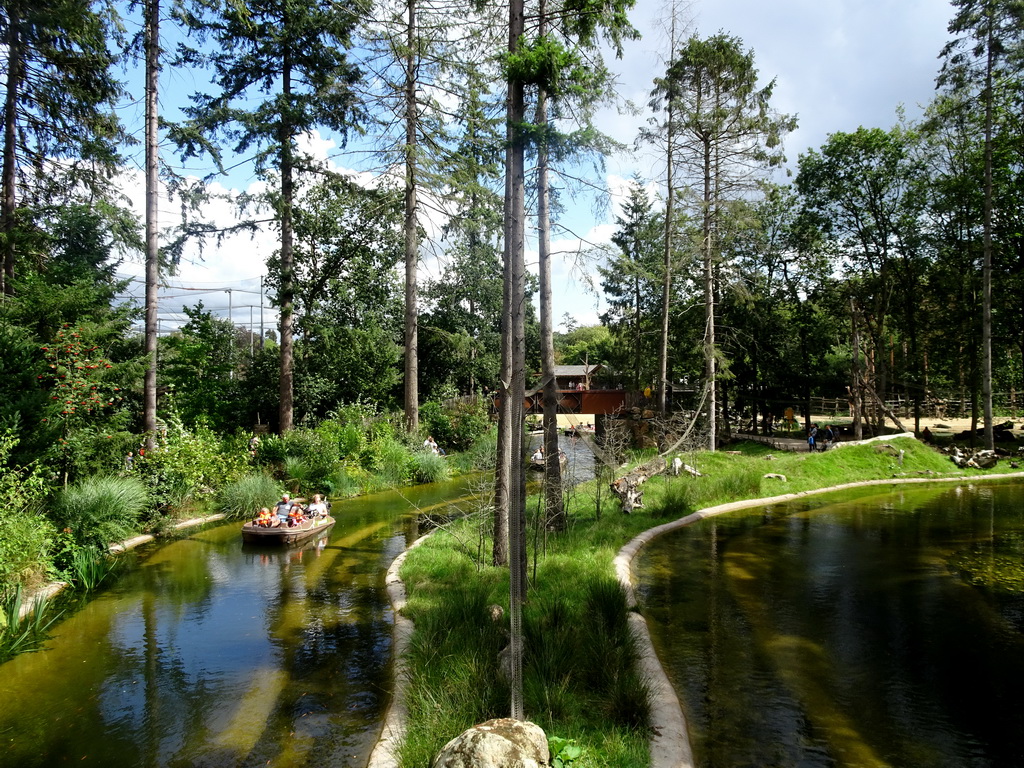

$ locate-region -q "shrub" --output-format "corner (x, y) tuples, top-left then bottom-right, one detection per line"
(325, 464), (364, 498)
(52, 475), (151, 550)
(421, 397), (491, 453)
(412, 450), (450, 484)
(363, 436), (414, 487)
(218, 473), (280, 519)
(132, 422), (250, 515)
(0, 431), (57, 590)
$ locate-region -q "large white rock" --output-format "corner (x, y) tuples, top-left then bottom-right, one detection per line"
(433, 718), (548, 768)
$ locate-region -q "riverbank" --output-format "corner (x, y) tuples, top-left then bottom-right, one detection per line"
(391, 435), (1024, 768)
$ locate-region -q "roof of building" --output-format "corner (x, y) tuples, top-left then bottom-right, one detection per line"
(553, 364), (603, 377)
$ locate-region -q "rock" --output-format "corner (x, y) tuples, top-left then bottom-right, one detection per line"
(433, 718), (549, 768)
(763, 473), (787, 482)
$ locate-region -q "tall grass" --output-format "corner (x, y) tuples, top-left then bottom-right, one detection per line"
(401, 535), (652, 768)
(0, 587), (63, 663)
(68, 546), (122, 591)
(326, 464), (363, 498)
(217, 473), (281, 519)
(412, 451), (450, 484)
(53, 476), (151, 550)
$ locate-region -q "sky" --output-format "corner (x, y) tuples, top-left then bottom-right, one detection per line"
(117, 0), (957, 334)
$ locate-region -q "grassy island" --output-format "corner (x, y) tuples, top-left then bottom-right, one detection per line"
(397, 435), (1023, 768)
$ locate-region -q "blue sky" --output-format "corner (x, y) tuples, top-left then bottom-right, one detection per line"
(115, 0), (957, 332)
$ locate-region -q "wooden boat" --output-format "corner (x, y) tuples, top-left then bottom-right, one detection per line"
(528, 453), (568, 472)
(241, 514), (335, 546)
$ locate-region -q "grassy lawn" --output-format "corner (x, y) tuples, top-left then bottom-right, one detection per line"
(396, 436), (1022, 768)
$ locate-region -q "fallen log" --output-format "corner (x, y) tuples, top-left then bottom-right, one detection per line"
(610, 456), (666, 514)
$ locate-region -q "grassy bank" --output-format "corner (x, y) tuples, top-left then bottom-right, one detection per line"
(397, 436), (1023, 768)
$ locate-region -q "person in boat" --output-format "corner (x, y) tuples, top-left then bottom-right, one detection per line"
(287, 503), (306, 527)
(307, 494), (329, 518)
(531, 446), (544, 463)
(254, 507), (278, 527)
(275, 493), (292, 524)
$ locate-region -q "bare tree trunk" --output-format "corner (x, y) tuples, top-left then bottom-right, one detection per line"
(403, 0), (420, 435)
(851, 298), (863, 440)
(981, 16), (995, 451)
(658, 107), (674, 417)
(702, 139), (716, 450)
(277, 39), (295, 433)
(505, 0), (527, 721)
(1, 3), (23, 295)
(535, 56), (564, 531)
(143, 0), (160, 453)
(493, 148), (512, 569)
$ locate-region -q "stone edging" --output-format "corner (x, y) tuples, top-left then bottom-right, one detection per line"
(614, 459), (1024, 768)
(367, 531), (434, 768)
(18, 512), (229, 622)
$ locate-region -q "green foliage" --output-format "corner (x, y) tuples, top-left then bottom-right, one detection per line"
(159, 304), (249, 432)
(412, 451), (450, 485)
(67, 546), (122, 591)
(550, 737), (585, 768)
(217, 473), (281, 519)
(130, 421), (249, 516)
(0, 587), (64, 663)
(0, 431), (56, 590)
(52, 476), (150, 551)
(361, 436), (414, 489)
(421, 397), (492, 453)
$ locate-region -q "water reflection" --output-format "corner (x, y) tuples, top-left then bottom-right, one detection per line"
(636, 481), (1024, 768)
(0, 477), (480, 768)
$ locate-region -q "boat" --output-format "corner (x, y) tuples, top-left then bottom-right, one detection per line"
(528, 452), (568, 472)
(241, 514), (335, 546)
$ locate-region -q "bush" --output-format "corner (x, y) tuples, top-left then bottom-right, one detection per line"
(52, 475), (150, 550)
(326, 464), (364, 498)
(412, 450), (450, 484)
(362, 436), (414, 488)
(218, 473), (280, 519)
(132, 422), (250, 515)
(0, 431), (57, 590)
(421, 397), (491, 453)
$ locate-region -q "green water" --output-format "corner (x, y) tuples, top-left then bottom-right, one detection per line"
(636, 480), (1024, 768)
(0, 477), (481, 768)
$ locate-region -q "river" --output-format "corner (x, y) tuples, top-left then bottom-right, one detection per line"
(0, 475), (483, 768)
(635, 479), (1024, 768)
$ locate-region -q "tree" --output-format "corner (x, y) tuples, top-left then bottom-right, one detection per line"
(939, 0), (1024, 449)
(142, 0), (160, 454)
(599, 178), (663, 389)
(1, 0), (124, 295)
(796, 125), (929, 433)
(287, 175), (405, 417)
(662, 33), (794, 449)
(172, 0), (364, 433)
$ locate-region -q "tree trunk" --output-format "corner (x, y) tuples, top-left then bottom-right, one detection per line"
(493, 148), (512, 569)
(535, 62), (564, 531)
(505, 0), (527, 722)
(703, 137), (716, 450)
(403, 0), (420, 435)
(851, 298), (863, 440)
(143, 0), (160, 452)
(658, 101), (674, 417)
(981, 14), (995, 451)
(1, 3), (23, 295)
(277, 39), (295, 433)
